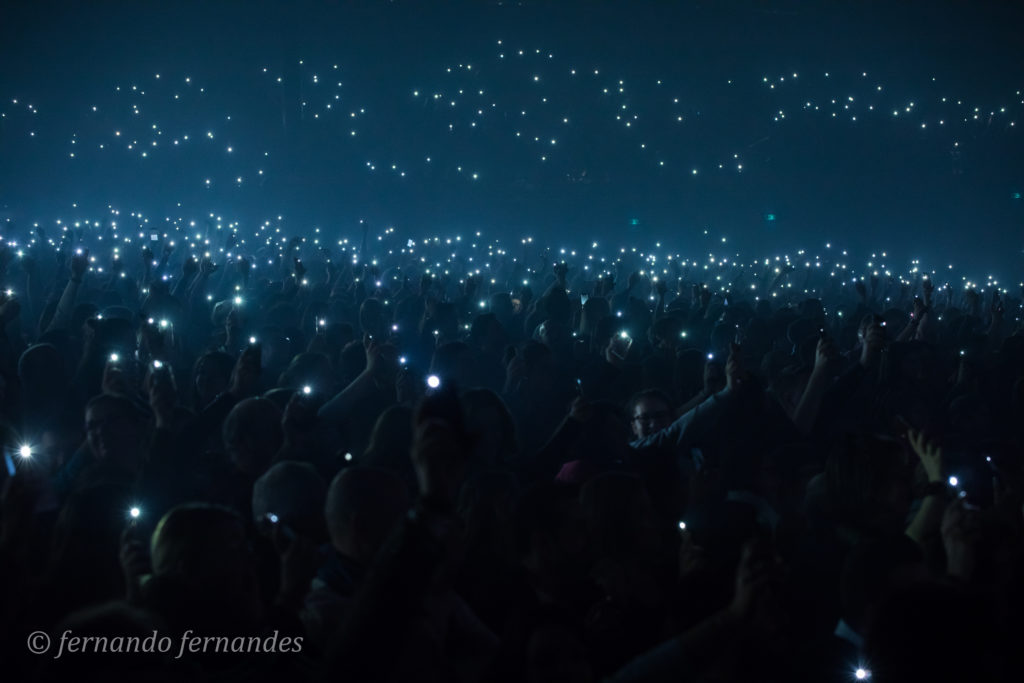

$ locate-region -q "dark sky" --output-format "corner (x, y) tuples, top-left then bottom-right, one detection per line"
(1, 0), (1022, 272)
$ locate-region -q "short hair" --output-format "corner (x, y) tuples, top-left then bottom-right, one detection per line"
(252, 461), (327, 534)
(85, 393), (149, 426)
(325, 467), (409, 556)
(627, 388), (673, 416)
(222, 397), (282, 452)
(150, 503), (243, 582)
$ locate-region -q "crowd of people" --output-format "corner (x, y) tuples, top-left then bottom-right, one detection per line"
(0, 225), (1021, 682)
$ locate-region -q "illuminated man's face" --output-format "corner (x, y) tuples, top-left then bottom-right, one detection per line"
(631, 397), (671, 439)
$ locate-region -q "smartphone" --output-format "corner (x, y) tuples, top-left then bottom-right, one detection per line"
(249, 341), (262, 367)
(263, 513), (297, 542)
(126, 505), (143, 527)
(611, 332), (633, 360)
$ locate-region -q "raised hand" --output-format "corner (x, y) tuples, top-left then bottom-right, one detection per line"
(725, 342), (748, 392)
(200, 256), (219, 276)
(282, 391), (318, 441)
(859, 318), (887, 367)
(119, 524), (151, 602)
(363, 334), (398, 384)
(906, 428), (943, 483)
(941, 497), (979, 580)
(21, 253), (38, 276)
(964, 289), (980, 315)
(991, 290), (1005, 320)
(912, 295), (927, 321)
(70, 248), (90, 281)
(147, 364), (177, 430)
(921, 277), (935, 304)
(0, 291), (20, 326)
(462, 274), (479, 296)
(728, 539), (780, 621)
(601, 274), (616, 296)
(102, 358), (133, 396)
(228, 343), (261, 399)
(813, 334), (838, 372)
(854, 279), (867, 301)
(225, 307), (242, 348)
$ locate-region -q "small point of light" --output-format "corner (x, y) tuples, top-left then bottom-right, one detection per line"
(426, 374), (441, 389)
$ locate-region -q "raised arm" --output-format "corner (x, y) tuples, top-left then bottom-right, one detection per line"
(792, 335), (839, 435)
(43, 249), (88, 333)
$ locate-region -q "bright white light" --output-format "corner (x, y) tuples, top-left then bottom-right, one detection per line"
(18, 445), (32, 459)
(129, 506), (141, 519)
(948, 476), (959, 487)
(302, 385), (312, 395)
(426, 374), (441, 389)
